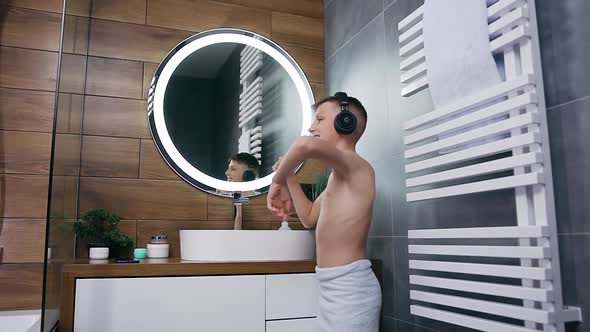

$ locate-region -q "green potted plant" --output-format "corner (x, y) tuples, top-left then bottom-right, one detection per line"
(310, 174), (328, 201)
(287, 174), (329, 228)
(73, 208), (133, 259)
(301, 174), (329, 202)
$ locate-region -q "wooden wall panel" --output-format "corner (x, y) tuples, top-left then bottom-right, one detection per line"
(146, 0), (270, 36)
(0, 88), (54, 132)
(216, 0), (323, 18)
(59, 53), (87, 94)
(85, 56), (143, 99)
(0, 46), (57, 91)
(56, 93), (83, 134)
(0, 2), (80, 310)
(79, 177), (208, 220)
(83, 95), (149, 139)
(62, 15), (89, 55)
(139, 139), (178, 180)
(0, 174), (49, 218)
(52, 134), (81, 176)
(0, 130), (51, 174)
(206, 195), (234, 221)
(198, 1), (270, 36)
(1, 0), (91, 16)
(243, 221), (272, 230)
(49, 176), (79, 219)
(0, 7), (61, 51)
(199, 220), (234, 229)
(47, 219), (76, 262)
(0, 219), (46, 263)
(271, 11), (323, 50)
(65, 0), (91, 15)
(0, 0), (63, 13)
(80, 135), (140, 178)
(242, 195), (273, 221)
(0, 263), (43, 310)
(281, 45), (324, 83)
(310, 82), (326, 100)
(89, 19), (192, 63)
(91, 0), (146, 24)
(118, 220), (138, 244)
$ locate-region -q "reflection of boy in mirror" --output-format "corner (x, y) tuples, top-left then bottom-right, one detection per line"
(225, 152), (259, 182)
(268, 93), (381, 331)
(223, 152), (259, 230)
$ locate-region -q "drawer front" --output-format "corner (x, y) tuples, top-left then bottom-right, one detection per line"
(266, 318), (320, 332)
(74, 275), (265, 332)
(265, 273), (319, 319)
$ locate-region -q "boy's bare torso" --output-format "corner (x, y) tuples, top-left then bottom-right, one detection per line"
(315, 152), (375, 268)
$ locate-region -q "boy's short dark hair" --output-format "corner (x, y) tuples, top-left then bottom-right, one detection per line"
(230, 152), (260, 175)
(312, 95), (367, 121)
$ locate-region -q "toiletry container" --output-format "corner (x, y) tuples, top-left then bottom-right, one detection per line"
(134, 248), (147, 259)
(89, 247), (109, 260)
(279, 221), (291, 230)
(147, 234), (169, 258)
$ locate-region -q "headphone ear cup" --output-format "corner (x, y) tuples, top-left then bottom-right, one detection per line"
(334, 111), (357, 135)
(242, 169), (256, 182)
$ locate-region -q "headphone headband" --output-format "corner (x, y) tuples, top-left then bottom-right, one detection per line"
(334, 92), (349, 108)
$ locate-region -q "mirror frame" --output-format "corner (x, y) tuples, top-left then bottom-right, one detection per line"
(147, 28), (315, 196)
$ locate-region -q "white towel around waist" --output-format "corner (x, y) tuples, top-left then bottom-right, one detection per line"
(315, 259), (382, 332)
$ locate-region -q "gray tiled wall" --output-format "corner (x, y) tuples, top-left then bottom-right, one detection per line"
(539, 0), (590, 330)
(324, 0), (590, 331)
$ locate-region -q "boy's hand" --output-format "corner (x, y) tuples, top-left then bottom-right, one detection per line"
(267, 183), (292, 220)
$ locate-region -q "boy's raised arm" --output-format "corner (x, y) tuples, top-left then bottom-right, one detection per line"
(273, 137), (352, 184)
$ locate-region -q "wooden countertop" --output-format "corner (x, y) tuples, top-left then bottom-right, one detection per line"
(62, 258), (320, 278)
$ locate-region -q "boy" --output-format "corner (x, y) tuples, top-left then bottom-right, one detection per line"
(268, 92), (381, 332)
(225, 152), (259, 182)
(223, 152), (260, 229)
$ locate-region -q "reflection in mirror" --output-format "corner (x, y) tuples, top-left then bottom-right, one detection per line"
(164, 42), (301, 182)
(148, 29), (314, 197)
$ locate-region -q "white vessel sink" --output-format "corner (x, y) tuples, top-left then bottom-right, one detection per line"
(179, 230), (316, 262)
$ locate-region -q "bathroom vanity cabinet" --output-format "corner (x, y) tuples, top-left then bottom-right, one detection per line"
(60, 260), (381, 332)
(73, 273), (318, 332)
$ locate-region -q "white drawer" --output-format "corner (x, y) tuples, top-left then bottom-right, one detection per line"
(265, 273), (319, 319)
(74, 276), (265, 332)
(266, 318), (320, 332)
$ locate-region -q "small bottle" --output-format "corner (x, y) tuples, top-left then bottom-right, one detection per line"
(279, 220), (291, 230)
(147, 234), (169, 258)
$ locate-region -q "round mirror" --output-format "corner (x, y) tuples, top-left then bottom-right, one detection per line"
(148, 28), (314, 197)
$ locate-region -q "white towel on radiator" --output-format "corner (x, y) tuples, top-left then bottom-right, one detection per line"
(315, 259), (382, 332)
(423, 0), (508, 154)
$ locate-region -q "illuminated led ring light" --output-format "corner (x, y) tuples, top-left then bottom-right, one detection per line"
(149, 28), (314, 194)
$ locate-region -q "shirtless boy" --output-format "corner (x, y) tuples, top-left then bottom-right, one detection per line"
(268, 92), (381, 332)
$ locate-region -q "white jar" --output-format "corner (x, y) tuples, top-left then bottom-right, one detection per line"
(147, 243), (169, 258)
(89, 247), (109, 260)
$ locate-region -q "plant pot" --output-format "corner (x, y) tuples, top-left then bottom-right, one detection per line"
(89, 247), (109, 260)
(109, 245), (133, 259)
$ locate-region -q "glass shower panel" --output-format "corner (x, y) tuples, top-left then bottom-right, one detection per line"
(41, 0), (90, 330)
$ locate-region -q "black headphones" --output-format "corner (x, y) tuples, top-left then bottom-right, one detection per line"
(242, 167), (256, 182)
(333, 92), (357, 135)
